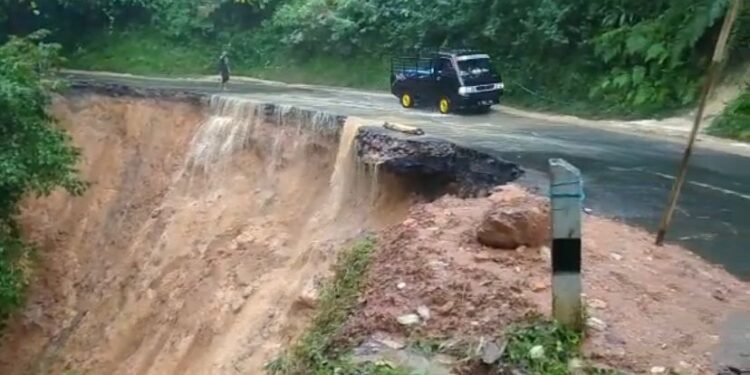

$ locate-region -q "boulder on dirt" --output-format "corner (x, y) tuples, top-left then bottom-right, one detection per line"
(586, 317), (608, 332)
(587, 298), (608, 310)
(417, 305), (431, 321)
(476, 195), (550, 250)
(397, 313), (421, 326)
(480, 340), (507, 365)
(296, 279), (320, 309)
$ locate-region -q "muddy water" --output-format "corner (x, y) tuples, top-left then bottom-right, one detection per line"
(0, 94), (409, 374)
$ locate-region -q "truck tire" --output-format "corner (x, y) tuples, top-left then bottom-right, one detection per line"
(438, 97), (451, 114)
(400, 92), (414, 108)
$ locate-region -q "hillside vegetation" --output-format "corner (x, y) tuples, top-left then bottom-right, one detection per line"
(709, 86), (750, 141)
(0, 31), (85, 326)
(0, 0), (748, 121)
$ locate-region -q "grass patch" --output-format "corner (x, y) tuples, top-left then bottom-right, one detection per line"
(67, 29), (218, 76)
(66, 29), (389, 91)
(707, 87), (750, 141)
(266, 238), (410, 375)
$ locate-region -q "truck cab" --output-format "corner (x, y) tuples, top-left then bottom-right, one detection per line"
(390, 50), (504, 114)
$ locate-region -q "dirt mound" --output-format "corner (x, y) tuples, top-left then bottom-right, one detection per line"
(345, 185), (750, 374)
(0, 94), (418, 374)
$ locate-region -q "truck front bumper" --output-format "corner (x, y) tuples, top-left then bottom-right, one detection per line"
(457, 89), (503, 107)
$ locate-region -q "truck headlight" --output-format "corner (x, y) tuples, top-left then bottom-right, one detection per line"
(458, 86), (474, 96)
(495, 83), (505, 90)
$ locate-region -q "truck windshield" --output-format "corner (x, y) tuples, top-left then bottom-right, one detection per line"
(456, 58), (500, 85)
(457, 58), (493, 77)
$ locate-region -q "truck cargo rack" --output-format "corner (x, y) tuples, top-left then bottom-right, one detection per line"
(390, 55), (436, 84)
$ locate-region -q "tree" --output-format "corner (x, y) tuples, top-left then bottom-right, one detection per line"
(0, 29), (86, 324)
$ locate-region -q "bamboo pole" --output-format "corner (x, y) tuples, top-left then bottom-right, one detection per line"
(655, 0), (742, 246)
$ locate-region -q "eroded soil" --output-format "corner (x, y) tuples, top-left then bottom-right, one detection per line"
(0, 94), (409, 374)
(345, 185), (750, 374)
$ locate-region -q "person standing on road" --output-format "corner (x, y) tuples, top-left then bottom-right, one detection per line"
(218, 51), (230, 91)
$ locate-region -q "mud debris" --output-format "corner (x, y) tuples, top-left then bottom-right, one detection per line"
(343, 184), (750, 373)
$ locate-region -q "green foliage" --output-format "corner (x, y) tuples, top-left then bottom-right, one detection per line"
(267, 238), (409, 375)
(503, 319), (625, 375)
(144, 0), (276, 38)
(4, 0), (750, 118)
(504, 320), (582, 374)
(708, 86), (750, 141)
(0, 30), (85, 324)
(590, 0), (730, 113)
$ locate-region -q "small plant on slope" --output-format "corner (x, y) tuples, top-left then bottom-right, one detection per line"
(503, 318), (624, 375)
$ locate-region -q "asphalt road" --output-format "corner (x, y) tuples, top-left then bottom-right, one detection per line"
(63, 71), (750, 280)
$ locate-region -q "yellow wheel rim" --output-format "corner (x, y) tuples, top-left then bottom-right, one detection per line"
(401, 94), (412, 107)
(439, 99), (450, 113)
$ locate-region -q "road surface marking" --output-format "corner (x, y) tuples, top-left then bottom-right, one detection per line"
(652, 172), (750, 201)
(608, 166), (750, 201)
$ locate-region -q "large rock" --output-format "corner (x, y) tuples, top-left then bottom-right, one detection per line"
(296, 278), (320, 309)
(352, 335), (454, 375)
(476, 194), (550, 249)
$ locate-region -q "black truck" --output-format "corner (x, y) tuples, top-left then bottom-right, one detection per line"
(390, 50), (504, 114)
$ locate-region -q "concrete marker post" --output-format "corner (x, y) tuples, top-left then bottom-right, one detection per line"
(549, 158), (583, 331)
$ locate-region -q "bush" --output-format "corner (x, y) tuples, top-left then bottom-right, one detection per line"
(708, 87), (750, 140)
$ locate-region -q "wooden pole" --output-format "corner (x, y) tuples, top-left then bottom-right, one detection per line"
(549, 158), (583, 331)
(655, 0), (742, 246)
